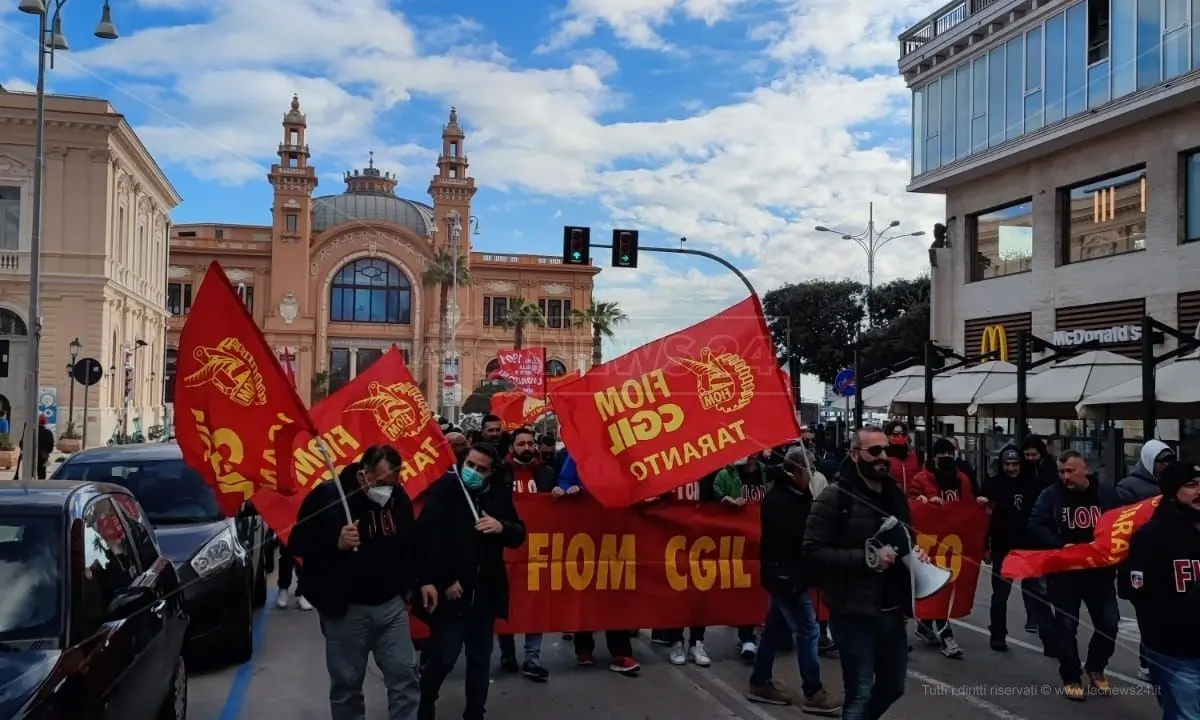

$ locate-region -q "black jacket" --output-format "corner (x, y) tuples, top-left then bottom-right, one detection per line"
(415, 472), (526, 619)
(1120, 502), (1200, 658)
(982, 470), (1044, 556)
(760, 479), (816, 595)
(503, 457), (557, 494)
(802, 471), (914, 617)
(290, 464), (417, 619)
(1027, 479), (1122, 549)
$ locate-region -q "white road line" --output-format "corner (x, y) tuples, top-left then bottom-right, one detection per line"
(950, 619), (1149, 687)
(692, 668), (785, 720)
(660, 665), (747, 719)
(906, 669), (1032, 720)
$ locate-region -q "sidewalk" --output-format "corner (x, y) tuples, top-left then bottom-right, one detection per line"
(0, 451), (70, 482)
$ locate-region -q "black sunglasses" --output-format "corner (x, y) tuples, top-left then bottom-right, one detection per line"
(853, 445), (887, 457)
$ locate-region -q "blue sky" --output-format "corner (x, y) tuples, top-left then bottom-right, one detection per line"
(0, 0), (946, 401)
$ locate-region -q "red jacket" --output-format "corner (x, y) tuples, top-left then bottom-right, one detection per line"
(887, 452), (922, 492)
(908, 468), (975, 504)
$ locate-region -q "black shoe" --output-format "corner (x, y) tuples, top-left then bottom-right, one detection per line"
(989, 636), (1008, 652)
(1024, 622), (1039, 634)
(500, 656), (519, 673)
(522, 660), (550, 682)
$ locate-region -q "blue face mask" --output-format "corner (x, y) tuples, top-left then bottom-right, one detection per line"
(461, 466), (487, 489)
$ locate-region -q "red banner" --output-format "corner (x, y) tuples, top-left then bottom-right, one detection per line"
(549, 296), (800, 507)
(490, 391), (548, 430)
(174, 261), (317, 516)
(409, 494), (986, 636)
(1001, 496), (1161, 579)
(253, 347), (453, 545)
(497, 347), (547, 396)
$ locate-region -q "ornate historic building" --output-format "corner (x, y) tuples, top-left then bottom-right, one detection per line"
(0, 91), (180, 446)
(166, 97), (598, 408)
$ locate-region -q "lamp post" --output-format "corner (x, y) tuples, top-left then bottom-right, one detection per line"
(16, 0), (118, 481)
(65, 336), (79, 431)
(814, 201), (925, 329)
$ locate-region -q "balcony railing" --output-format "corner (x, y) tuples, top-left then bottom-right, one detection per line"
(899, 0), (1000, 58)
(0, 251), (23, 274)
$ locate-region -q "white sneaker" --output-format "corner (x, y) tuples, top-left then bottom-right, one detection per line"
(297, 595), (314, 611)
(1138, 667), (1151, 682)
(275, 589), (289, 609)
(739, 641), (757, 660)
(669, 641), (687, 665)
(689, 642), (711, 667)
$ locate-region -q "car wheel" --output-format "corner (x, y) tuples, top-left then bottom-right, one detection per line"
(252, 564), (267, 608)
(155, 654), (187, 720)
(223, 593), (254, 665)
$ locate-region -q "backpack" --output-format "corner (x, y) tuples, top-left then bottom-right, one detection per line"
(828, 480), (855, 543)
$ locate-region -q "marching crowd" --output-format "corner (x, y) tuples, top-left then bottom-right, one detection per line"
(268, 414), (1199, 720)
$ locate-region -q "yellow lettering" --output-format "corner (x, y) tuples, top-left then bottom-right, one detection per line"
(628, 418), (747, 482)
(665, 535), (751, 591)
(529, 533), (638, 592)
(401, 436), (442, 483)
(565, 534), (595, 591)
(528, 533), (550, 591)
(917, 533), (964, 582)
(665, 536), (688, 591)
(593, 369), (671, 421)
(689, 536), (717, 591)
(606, 403), (686, 455)
(596, 534), (636, 590)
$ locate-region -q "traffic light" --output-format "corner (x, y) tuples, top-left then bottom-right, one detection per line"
(562, 226), (591, 265)
(612, 229), (639, 268)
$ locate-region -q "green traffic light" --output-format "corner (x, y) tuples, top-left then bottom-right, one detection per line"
(571, 251), (582, 260)
(620, 255), (629, 263)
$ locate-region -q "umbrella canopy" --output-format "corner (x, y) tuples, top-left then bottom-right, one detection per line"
(1076, 354), (1200, 419)
(859, 365), (925, 410)
(891, 361), (1017, 416)
(968, 350), (1140, 419)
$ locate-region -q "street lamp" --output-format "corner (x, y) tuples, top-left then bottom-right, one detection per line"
(65, 336), (79, 432)
(814, 201), (925, 328)
(16, 0), (119, 481)
(445, 212), (464, 423)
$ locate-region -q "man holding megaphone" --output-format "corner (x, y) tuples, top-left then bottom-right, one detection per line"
(803, 427), (950, 720)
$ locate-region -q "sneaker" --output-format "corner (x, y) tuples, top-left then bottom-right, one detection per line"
(1063, 683), (1086, 701)
(916, 623), (941, 647)
(1138, 667), (1152, 682)
(689, 642), (711, 667)
(739, 641), (757, 661)
(275, 589), (289, 609)
(801, 688), (843, 716)
(1087, 672), (1111, 694)
(576, 652), (595, 667)
(1024, 622), (1039, 634)
(500, 656), (519, 673)
(747, 682), (793, 706)
(297, 595), (314, 611)
(940, 638), (964, 659)
(669, 641), (687, 665)
(521, 660), (549, 682)
(609, 656), (640, 674)
(989, 636), (1008, 652)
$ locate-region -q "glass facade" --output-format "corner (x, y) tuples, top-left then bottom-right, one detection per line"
(969, 200), (1035, 280)
(1062, 167), (1148, 262)
(1187, 151), (1200, 241)
(912, 0), (1200, 177)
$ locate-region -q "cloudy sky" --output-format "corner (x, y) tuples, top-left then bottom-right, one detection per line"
(1, 0), (947, 401)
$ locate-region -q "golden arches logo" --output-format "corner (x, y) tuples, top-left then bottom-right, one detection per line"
(668, 347), (755, 414)
(979, 325), (1009, 362)
(344, 381), (431, 441)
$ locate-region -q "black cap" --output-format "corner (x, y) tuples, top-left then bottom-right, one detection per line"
(1000, 446), (1021, 463)
(1160, 461), (1200, 498)
(932, 437), (956, 456)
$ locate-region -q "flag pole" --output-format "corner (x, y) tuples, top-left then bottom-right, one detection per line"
(315, 437), (355, 526)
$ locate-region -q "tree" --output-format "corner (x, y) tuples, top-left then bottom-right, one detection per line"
(421, 248), (472, 365)
(571, 301), (628, 367)
(502, 298), (546, 349)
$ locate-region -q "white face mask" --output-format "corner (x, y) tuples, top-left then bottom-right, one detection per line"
(366, 486), (393, 506)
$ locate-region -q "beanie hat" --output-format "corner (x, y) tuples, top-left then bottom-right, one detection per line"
(1159, 461), (1200, 498)
(1021, 435), (1048, 455)
(932, 437), (956, 456)
(1000, 445), (1021, 463)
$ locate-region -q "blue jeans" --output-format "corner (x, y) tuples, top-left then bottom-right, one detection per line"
(419, 605), (496, 720)
(498, 633), (544, 662)
(750, 591), (823, 697)
(1147, 650), (1200, 719)
(831, 611), (908, 720)
(319, 595), (420, 720)
(1045, 576), (1119, 685)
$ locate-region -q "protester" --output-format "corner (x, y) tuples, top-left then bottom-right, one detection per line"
(1120, 460), (1200, 719)
(497, 428), (555, 681)
(537, 433), (563, 474)
(445, 431), (469, 465)
(417, 442), (527, 720)
(747, 446), (842, 714)
(978, 445), (1050, 652)
(713, 454), (772, 660)
(291, 444), (423, 720)
(883, 420), (921, 492)
(1022, 435), (1059, 488)
(909, 437), (976, 658)
(475, 414), (509, 458)
(1117, 439), (1176, 680)
(946, 436), (979, 495)
(275, 543), (313, 611)
(1027, 451), (1122, 700)
(804, 427), (913, 720)
(19, 417), (55, 479)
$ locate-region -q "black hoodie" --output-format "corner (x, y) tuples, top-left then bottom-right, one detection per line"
(981, 448), (1045, 555)
(1120, 501), (1200, 658)
(291, 464), (417, 618)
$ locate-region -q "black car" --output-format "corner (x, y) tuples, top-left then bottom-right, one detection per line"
(0, 480), (189, 719)
(53, 442), (268, 663)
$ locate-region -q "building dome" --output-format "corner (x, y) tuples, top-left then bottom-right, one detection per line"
(311, 151), (435, 236)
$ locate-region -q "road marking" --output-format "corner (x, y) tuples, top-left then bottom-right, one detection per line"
(218, 588), (277, 720)
(907, 669), (1032, 720)
(634, 633), (778, 720)
(950, 619), (1148, 687)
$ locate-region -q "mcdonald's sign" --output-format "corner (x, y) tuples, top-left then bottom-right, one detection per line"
(980, 324), (1009, 361)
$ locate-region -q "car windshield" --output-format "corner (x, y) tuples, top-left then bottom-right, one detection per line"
(56, 459), (223, 524)
(0, 513), (63, 640)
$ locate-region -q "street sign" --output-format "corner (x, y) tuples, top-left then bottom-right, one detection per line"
(72, 357), (104, 386)
(443, 374), (455, 388)
(38, 386), (57, 430)
(833, 368), (856, 397)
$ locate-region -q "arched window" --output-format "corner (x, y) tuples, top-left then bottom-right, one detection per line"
(330, 258), (412, 324)
(545, 359), (568, 377)
(164, 348), (178, 404)
(0, 309), (27, 335)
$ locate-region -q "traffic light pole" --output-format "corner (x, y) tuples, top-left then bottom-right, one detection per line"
(589, 243), (758, 298)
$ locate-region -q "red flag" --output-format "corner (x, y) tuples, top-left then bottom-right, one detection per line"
(496, 347), (547, 396)
(282, 348), (297, 388)
(550, 295), (800, 507)
(490, 391), (547, 430)
(174, 261), (318, 516)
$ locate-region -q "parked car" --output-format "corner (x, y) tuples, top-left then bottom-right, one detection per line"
(0, 479), (189, 719)
(52, 442), (268, 663)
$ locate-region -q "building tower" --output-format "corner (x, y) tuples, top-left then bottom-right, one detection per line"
(428, 107), (476, 248)
(345, 151), (398, 195)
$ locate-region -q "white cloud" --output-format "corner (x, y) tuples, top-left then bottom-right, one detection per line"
(757, 0), (945, 70)
(1, 78), (34, 93)
(537, 0), (753, 52)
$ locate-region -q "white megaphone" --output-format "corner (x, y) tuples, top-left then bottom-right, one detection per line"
(874, 516), (953, 600)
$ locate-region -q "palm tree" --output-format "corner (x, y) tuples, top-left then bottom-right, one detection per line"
(571, 301), (628, 367)
(421, 248), (472, 365)
(502, 298), (546, 349)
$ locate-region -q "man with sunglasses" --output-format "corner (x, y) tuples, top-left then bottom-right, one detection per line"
(803, 427), (913, 720)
